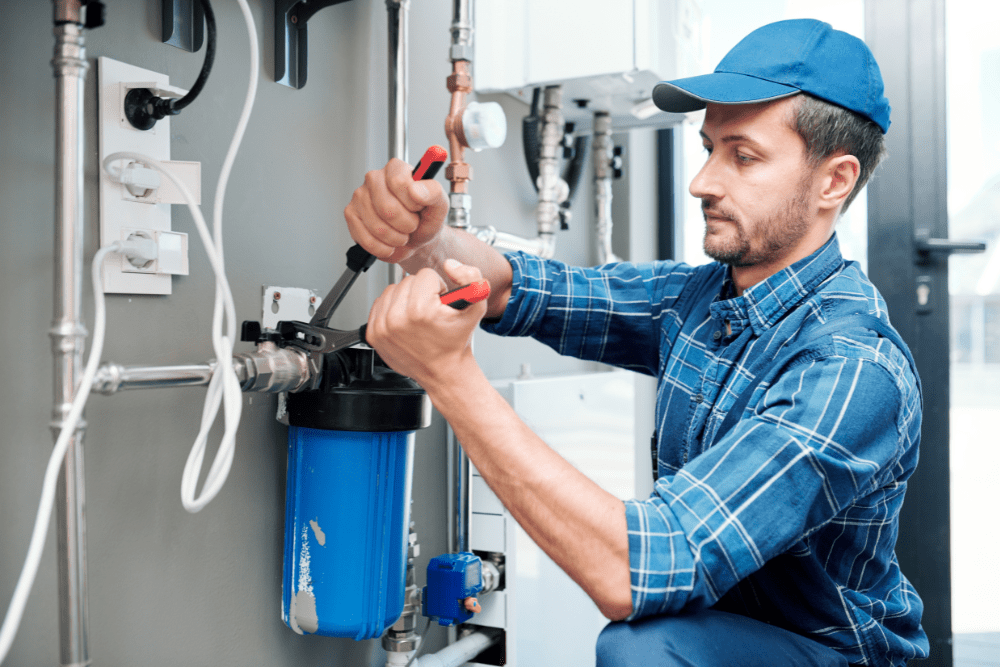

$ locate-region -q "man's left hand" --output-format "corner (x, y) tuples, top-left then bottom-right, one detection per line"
(366, 259), (488, 389)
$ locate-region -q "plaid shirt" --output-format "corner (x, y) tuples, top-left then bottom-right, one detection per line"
(482, 236), (928, 667)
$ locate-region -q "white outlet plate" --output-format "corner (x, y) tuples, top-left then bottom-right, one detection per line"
(97, 57), (197, 295)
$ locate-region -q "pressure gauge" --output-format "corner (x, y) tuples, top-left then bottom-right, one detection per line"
(461, 101), (507, 151)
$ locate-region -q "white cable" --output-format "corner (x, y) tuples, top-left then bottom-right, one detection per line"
(101, 0), (259, 513)
(0, 243), (121, 664)
(102, 151), (243, 514)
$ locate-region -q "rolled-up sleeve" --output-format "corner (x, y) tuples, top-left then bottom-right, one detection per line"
(482, 251), (699, 375)
(625, 355), (908, 619)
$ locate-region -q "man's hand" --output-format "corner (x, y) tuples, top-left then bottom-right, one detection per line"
(344, 158), (449, 263)
(365, 259), (488, 388)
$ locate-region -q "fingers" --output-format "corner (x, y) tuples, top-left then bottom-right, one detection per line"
(344, 192), (399, 259)
(343, 159), (448, 261)
(343, 162), (416, 260)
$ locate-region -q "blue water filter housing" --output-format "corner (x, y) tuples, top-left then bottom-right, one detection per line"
(280, 348), (431, 640)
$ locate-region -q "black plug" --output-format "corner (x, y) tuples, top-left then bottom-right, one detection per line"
(124, 88), (180, 131)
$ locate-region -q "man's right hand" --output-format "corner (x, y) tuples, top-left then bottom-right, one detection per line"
(343, 158), (449, 263)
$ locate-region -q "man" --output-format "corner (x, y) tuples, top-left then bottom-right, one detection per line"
(345, 19), (928, 667)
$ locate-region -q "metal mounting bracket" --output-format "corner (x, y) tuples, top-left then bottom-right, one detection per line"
(161, 0), (204, 52)
(275, 0), (354, 89)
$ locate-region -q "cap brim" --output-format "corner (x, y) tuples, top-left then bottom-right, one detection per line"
(652, 72), (800, 112)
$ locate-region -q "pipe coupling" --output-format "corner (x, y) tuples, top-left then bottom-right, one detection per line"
(481, 560), (501, 595)
(448, 193), (472, 229)
(234, 343), (316, 393)
(52, 24), (88, 78)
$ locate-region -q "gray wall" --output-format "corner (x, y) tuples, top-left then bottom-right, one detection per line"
(0, 1), (655, 665)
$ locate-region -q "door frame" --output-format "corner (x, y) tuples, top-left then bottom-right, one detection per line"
(867, 1), (953, 664)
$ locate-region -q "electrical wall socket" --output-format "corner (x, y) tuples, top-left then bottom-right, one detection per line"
(97, 56), (199, 295)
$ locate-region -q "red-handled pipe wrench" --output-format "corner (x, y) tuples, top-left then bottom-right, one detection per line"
(271, 146), (489, 356)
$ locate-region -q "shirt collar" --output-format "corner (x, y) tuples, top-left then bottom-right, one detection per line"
(709, 234), (845, 336)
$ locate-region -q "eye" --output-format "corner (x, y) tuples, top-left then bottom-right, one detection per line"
(702, 144), (713, 156)
(736, 152), (754, 165)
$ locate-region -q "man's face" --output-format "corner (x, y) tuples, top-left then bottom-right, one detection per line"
(690, 98), (818, 268)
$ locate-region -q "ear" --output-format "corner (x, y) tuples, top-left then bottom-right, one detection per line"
(817, 154), (860, 211)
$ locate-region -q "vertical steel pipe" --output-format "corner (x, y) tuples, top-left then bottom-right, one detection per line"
(50, 2), (90, 665)
(386, 0), (409, 164)
(448, 428), (470, 554)
(387, 0), (409, 284)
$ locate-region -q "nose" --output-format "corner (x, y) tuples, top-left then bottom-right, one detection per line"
(689, 154), (723, 201)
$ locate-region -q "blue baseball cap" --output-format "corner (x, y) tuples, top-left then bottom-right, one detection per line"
(653, 19), (891, 133)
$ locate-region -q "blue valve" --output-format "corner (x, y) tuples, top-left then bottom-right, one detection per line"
(422, 552), (483, 626)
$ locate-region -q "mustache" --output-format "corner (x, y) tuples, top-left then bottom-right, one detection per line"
(701, 199), (738, 222)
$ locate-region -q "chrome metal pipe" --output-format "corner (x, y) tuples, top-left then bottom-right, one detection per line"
(92, 363), (217, 395)
(50, 1), (90, 664)
(593, 111), (618, 264)
(465, 86), (563, 259)
(448, 427), (470, 554)
(450, 0), (473, 59)
(387, 0), (409, 285)
(387, 0), (409, 164)
(93, 345), (319, 395)
(474, 226), (556, 259)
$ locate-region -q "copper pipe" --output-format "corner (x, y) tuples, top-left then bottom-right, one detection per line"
(444, 60), (472, 194)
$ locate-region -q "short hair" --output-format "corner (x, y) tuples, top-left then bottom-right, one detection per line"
(791, 93), (887, 213)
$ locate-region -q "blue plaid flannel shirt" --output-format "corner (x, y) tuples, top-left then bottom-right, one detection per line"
(482, 236), (928, 667)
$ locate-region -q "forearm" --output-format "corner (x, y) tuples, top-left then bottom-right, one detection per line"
(423, 358), (633, 620)
(399, 226), (513, 319)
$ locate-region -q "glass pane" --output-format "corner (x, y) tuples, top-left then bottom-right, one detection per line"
(946, 0), (1000, 651)
(676, 1), (867, 273)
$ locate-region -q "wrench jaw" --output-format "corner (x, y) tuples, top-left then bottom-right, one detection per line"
(276, 320), (364, 356)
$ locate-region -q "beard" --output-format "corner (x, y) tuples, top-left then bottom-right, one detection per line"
(701, 175), (813, 267)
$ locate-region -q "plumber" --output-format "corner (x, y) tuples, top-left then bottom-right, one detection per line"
(344, 19), (926, 667)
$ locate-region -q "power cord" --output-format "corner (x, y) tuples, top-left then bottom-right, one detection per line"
(124, 0), (217, 130)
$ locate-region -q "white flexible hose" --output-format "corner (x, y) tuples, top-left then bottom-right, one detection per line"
(0, 243), (121, 663)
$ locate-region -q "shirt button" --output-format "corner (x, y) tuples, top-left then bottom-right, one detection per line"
(713, 331), (722, 341)
(694, 393), (704, 403)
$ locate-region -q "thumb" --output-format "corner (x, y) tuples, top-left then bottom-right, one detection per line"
(442, 258), (484, 287)
(410, 179), (448, 225)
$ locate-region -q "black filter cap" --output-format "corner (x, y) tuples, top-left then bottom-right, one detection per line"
(286, 348), (431, 432)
